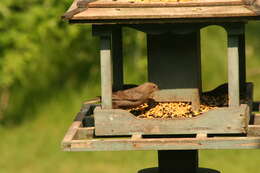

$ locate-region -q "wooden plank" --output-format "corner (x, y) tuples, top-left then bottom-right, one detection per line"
(100, 36), (113, 109)
(248, 125), (260, 136)
(72, 6), (257, 20)
(132, 134), (143, 140)
(61, 112), (85, 149)
(61, 111), (260, 151)
(227, 34), (240, 107)
(88, 0), (245, 8)
(151, 89), (200, 111)
(67, 0), (81, 12)
(253, 113), (260, 125)
(62, 0), (87, 20)
(69, 16), (260, 25)
(196, 133), (207, 139)
(94, 104), (249, 136)
(256, 0), (260, 7)
(66, 136), (260, 151)
(75, 127), (95, 139)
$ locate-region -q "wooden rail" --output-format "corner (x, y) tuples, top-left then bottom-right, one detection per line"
(61, 110), (260, 151)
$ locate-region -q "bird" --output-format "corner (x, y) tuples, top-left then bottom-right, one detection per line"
(203, 83), (228, 97)
(83, 82), (159, 109)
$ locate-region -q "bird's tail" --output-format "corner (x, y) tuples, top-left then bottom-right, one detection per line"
(83, 96), (101, 104)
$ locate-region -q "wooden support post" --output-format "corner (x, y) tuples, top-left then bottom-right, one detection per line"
(112, 27), (124, 91)
(100, 36), (113, 109)
(228, 34), (240, 107)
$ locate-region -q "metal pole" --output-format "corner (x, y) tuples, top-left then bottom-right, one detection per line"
(158, 150), (198, 173)
(138, 150), (220, 173)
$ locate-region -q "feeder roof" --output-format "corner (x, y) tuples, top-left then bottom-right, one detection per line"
(63, 0), (260, 23)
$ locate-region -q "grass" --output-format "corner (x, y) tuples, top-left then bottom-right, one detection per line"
(1, 23), (260, 173)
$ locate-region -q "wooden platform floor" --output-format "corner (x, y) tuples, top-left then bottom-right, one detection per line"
(61, 109), (260, 151)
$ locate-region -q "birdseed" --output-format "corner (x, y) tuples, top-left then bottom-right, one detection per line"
(128, 101), (217, 119)
(128, 89), (248, 119)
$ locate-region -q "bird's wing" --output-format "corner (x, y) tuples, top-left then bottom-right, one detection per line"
(112, 89), (144, 101)
(113, 99), (146, 109)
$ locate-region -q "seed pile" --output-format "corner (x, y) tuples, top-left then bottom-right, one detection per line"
(128, 100), (216, 119)
(128, 83), (249, 119)
(201, 93), (228, 107)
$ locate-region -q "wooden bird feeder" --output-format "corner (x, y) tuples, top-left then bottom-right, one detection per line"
(62, 0), (260, 172)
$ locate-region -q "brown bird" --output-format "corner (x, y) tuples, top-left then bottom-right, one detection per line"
(83, 82), (159, 109)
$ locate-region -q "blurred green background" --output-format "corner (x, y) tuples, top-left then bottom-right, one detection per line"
(1, 0), (260, 173)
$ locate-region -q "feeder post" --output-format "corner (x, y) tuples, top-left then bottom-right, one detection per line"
(100, 35), (113, 109)
(93, 25), (124, 108)
(226, 23), (245, 107)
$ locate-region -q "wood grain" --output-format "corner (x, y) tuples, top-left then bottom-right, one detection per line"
(61, 110), (260, 151)
(88, 0), (245, 8)
(228, 35), (240, 107)
(248, 125), (260, 136)
(94, 104), (249, 136)
(61, 112), (84, 149)
(253, 113), (260, 125)
(72, 6), (257, 20)
(100, 36), (113, 109)
(64, 135), (260, 151)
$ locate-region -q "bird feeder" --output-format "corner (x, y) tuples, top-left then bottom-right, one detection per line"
(62, 0), (260, 172)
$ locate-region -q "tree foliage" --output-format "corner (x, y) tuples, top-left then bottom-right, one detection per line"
(0, 0), (100, 122)
(0, 0), (145, 123)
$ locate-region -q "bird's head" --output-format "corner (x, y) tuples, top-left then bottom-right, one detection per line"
(141, 82), (159, 94)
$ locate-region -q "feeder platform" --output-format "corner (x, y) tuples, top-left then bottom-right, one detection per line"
(62, 103), (260, 151)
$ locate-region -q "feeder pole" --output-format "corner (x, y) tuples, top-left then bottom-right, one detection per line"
(158, 150), (198, 173)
